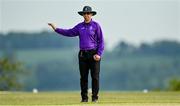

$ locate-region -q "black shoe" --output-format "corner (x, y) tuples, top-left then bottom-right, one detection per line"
(81, 99), (88, 102)
(92, 98), (98, 102)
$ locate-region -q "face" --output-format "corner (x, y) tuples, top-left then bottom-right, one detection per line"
(83, 12), (92, 22)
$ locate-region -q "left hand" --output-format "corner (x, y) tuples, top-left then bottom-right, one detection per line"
(93, 54), (101, 61)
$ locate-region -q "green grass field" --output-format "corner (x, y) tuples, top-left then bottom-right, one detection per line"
(0, 91), (180, 106)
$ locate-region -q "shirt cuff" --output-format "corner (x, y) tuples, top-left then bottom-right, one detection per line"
(97, 51), (102, 57)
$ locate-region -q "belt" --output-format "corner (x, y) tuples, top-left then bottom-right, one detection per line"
(80, 49), (97, 53)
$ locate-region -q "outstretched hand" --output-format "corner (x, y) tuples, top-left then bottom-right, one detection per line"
(48, 23), (56, 31)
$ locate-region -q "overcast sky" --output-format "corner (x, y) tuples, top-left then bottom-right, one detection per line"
(0, 0), (179, 49)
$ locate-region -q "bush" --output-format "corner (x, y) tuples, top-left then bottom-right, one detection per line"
(0, 57), (26, 91)
(168, 78), (180, 91)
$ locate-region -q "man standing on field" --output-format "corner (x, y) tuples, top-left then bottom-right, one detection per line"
(48, 6), (104, 102)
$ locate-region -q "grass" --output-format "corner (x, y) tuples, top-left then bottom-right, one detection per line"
(0, 91), (180, 106)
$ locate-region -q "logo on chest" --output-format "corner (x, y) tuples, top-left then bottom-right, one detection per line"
(80, 26), (95, 35)
(89, 26), (93, 30)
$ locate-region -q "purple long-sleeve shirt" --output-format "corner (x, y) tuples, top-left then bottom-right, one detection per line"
(55, 19), (104, 56)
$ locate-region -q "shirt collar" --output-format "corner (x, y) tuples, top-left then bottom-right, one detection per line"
(83, 19), (93, 25)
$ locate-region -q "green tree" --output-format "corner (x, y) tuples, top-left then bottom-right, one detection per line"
(168, 78), (180, 91)
(0, 57), (26, 91)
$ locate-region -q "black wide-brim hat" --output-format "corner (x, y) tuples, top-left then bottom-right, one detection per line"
(78, 6), (97, 16)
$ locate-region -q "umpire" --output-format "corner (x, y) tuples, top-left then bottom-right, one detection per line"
(48, 6), (104, 102)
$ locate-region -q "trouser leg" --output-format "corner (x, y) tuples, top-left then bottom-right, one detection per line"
(79, 52), (89, 100)
(89, 59), (100, 99)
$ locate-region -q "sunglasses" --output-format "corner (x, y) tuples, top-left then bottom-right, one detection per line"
(83, 12), (91, 15)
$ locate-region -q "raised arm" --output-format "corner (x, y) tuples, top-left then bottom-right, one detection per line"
(48, 23), (79, 37)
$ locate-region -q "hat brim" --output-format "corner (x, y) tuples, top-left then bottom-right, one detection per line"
(78, 11), (96, 16)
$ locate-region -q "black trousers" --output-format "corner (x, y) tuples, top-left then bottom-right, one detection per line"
(78, 49), (100, 100)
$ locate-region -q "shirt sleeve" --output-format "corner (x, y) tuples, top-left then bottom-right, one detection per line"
(55, 24), (79, 37)
(96, 23), (105, 56)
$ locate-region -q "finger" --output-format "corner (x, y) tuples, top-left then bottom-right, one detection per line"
(94, 56), (99, 61)
(48, 23), (51, 25)
(93, 56), (97, 61)
(94, 56), (96, 59)
(93, 55), (96, 58)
